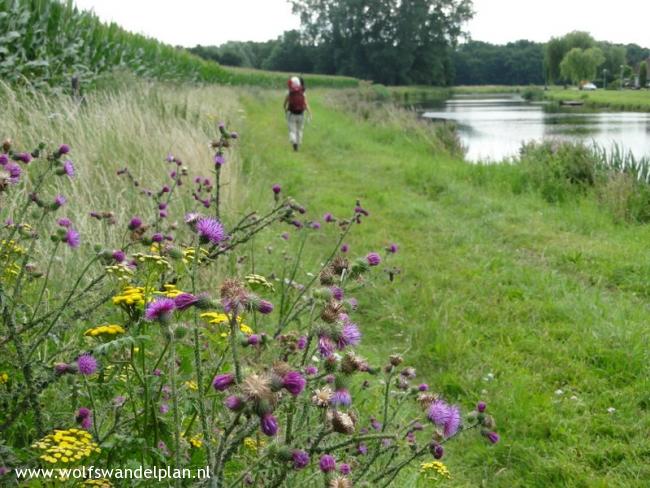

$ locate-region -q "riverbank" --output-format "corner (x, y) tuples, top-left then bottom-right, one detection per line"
(543, 86), (650, 111)
(240, 87), (650, 487)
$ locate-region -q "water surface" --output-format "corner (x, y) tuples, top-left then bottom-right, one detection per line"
(421, 94), (650, 162)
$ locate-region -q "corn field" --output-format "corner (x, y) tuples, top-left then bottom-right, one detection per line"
(0, 0), (223, 89)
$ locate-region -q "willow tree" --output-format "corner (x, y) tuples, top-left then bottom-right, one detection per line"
(560, 47), (605, 86)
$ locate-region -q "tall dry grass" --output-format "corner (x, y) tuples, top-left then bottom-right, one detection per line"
(0, 80), (244, 254)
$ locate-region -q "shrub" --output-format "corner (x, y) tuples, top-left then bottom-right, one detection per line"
(0, 124), (498, 485)
(515, 140), (598, 203)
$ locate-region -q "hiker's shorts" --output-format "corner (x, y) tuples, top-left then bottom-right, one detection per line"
(287, 112), (305, 145)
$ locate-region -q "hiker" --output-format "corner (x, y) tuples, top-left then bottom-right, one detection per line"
(284, 76), (310, 151)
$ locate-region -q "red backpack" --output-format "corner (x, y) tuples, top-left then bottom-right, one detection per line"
(288, 89), (306, 114)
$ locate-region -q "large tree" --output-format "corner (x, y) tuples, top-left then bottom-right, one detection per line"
(289, 0), (473, 85)
(544, 31), (595, 84)
(559, 47), (605, 86)
(640, 61), (648, 88)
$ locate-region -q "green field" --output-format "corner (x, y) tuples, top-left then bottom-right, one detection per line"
(238, 88), (650, 487)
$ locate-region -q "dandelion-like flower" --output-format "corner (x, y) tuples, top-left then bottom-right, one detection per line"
(77, 355), (98, 376)
(144, 298), (176, 322)
(196, 217), (226, 244)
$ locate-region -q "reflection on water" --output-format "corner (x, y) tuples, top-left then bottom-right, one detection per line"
(421, 94), (650, 162)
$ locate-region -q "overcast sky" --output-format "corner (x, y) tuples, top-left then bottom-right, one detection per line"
(72, 0), (649, 48)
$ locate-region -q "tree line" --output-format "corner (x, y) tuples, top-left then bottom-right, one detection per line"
(189, 1), (649, 88)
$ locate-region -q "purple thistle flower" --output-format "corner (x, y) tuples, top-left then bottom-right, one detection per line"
(310, 221), (321, 230)
(297, 336), (307, 350)
(282, 371), (306, 396)
(324, 212), (335, 223)
(341, 244), (349, 253)
(58, 144), (70, 155)
(444, 404), (461, 438)
(159, 403), (169, 414)
(370, 417), (382, 431)
(63, 160), (75, 177)
(325, 374), (335, 384)
(290, 220), (303, 229)
(128, 217), (142, 230)
(212, 373), (235, 391)
(0, 154), (8, 165)
(357, 443), (368, 455)
(152, 233), (164, 243)
(54, 194), (66, 208)
(305, 365), (318, 375)
(330, 286), (344, 301)
(6, 162), (21, 183)
(418, 383), (429, 391)
(57, 218), (72, 228)
(338, 322), (361, 349)
(113, 396), (126, 407)
(79, 416), (92, 429)
(319, 454), (336, 473)
(152, 369), (162, 377)
(159, 209), (168, 218)
(387, 243), (398, 254)
(330, 389), (352, 407)
(54, 363), (72, 375)
(173, 293), (199, 311)
(477, 401), (487, 413)
(214, 154), (225, 166)
(144, 298), (176, 322)
(260, 413), (278, 436)
(428, 400), (451, 426)
(77, 355), (97, 375)
(366, 252), (381, 266)
(257, 299), (274, 314)
(485, 431), (500, 444)
(272, 184), (281, 194)
(63, 229), (80, 248)
(224, 395), (244, 411)
(347, 298), (358, 310)
(339, 463), (351, 475)
(0, 467), (10, 476)
(112, 250), (126, 262)
(16, 152), (31, 164)
(292, 450), (310, 470)
(281, 232), (289, 240)
(196, 217), (226, 244)
(318, 336), (336, 357)
(247, 334), (260, 346)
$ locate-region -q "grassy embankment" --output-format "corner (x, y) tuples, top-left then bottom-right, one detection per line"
(543, 86), (650, 111)
(238, 88), (650, 487)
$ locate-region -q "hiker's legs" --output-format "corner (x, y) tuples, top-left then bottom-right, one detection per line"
(295, 114), (305, 145)
(287, 113), (305, 150)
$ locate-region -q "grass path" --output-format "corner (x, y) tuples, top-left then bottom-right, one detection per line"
(238, 89), (650, 487)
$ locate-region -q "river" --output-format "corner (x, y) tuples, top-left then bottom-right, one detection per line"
(421, 94), (650, 162)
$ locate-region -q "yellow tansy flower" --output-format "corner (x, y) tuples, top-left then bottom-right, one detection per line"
(420, 461), (451, 480)
(84, 324), (126, 338)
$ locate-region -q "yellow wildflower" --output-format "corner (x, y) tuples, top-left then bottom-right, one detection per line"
(245, 274), (275, 292)
(200, 312), (253, 336)
(420, 461), (451, 480)
(112, 286), (146, 308)
(32, 429), (100, 465)
(104, 263), (134, 281)
(84, 324), (126, 338)
(0, 372), (8, 384)
(181, 247), (209, 264)
(185, 380), (198, 391)
(243, 437), (266, 454)
(155, 283), (184, 298)
(189, 435), (203, 448)
(83, 479), (113, 487)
